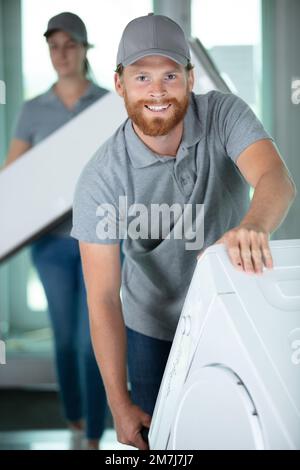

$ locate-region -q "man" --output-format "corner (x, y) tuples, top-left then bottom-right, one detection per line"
(71, 14), (296, 450)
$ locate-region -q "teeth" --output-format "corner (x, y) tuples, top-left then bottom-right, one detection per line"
(146, 105), (169, 111)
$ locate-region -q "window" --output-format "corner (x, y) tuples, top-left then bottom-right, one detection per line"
(22, 0), (152, 98)
(192, 0), (262, 116)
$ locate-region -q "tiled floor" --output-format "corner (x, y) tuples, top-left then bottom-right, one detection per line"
(0, 338), (135, 451)
(0, 428), (136, 450)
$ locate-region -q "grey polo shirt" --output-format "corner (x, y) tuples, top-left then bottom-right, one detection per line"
(71, 91), (273, 341)
(13, 81), (107, 236)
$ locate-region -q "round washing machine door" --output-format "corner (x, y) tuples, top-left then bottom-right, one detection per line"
(170, 365), (265, 450)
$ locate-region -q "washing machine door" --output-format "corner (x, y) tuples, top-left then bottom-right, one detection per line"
(169, 365), (265, 450)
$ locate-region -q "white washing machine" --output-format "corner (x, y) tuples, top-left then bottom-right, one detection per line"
(149, 239), (300, 450)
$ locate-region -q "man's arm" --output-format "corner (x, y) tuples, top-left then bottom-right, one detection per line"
(79, 241), (151, 450)
(215, 139), (297, 273)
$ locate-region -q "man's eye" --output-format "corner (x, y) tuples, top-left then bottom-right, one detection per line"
(137, 76), (148, 82)
(166, 74), (176, 80)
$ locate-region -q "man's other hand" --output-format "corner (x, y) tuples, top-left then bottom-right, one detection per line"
(197, 224), (274, 274)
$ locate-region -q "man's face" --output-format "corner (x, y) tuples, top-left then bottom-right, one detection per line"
(114, 55), (194, 137)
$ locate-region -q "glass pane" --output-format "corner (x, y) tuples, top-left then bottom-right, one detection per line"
(27, 267), (48, 312)
(5, 248), (51, 359)
(191, 0), (262, 116)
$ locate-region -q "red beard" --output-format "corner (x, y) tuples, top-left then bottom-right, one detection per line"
(123, 90), (190, 137)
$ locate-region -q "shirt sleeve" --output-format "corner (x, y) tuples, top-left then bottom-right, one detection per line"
(13, 101), (34, 144)
(217, 93), (273, 163)
(70, 150), (122, 245)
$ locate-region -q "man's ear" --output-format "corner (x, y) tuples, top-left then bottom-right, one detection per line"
(114, 73), (124, 98)
(188, 69), (195, 92)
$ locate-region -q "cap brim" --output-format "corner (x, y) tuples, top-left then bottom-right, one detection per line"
(43, 28), (92, 47)
(122, 49), (189, 67)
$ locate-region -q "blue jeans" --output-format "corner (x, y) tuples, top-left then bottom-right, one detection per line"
(31, 234), (107, 440)
(126, 327), (173, 416)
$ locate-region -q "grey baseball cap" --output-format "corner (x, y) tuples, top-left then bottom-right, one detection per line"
(116, 13), (191, 68)
(44, 12), (90, 46)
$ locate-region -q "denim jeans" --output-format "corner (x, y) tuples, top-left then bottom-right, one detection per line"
(126, 327), (173, 416)
(31, 234), (107, 439)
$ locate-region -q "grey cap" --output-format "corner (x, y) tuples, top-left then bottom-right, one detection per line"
(44, 12), (89, 46)
(116, 13), (191, 68)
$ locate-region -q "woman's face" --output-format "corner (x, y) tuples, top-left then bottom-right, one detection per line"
(47, 30), (86, 78)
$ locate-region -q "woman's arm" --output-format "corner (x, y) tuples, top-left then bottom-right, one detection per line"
(3, 139), (31, 169)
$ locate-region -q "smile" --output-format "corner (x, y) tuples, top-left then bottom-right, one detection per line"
(144, 104), (171, 112)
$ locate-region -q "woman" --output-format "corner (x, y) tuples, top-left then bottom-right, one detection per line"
(5, 12), (108, 450)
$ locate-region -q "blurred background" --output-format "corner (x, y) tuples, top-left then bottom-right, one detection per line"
(0, 0), (299, 450)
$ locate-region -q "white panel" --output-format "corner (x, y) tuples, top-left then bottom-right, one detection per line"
(0, 92), (127, 260)
(172, 367), (264, 450)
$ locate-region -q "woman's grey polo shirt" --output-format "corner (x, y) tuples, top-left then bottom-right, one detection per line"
(13, 81), (107, 236)
(71, 91), (273, 341)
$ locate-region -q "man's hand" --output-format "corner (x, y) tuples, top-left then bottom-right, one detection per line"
(199, 224), (274, 274)
(112, 401), (152, 450)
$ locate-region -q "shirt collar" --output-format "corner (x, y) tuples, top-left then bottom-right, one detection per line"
(125, 120), (166, 169)
(41, 81), (99, 104)
(182, 92), (203, 147)
(124, 92), (203, 169)
(81, 81), (101, 100)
